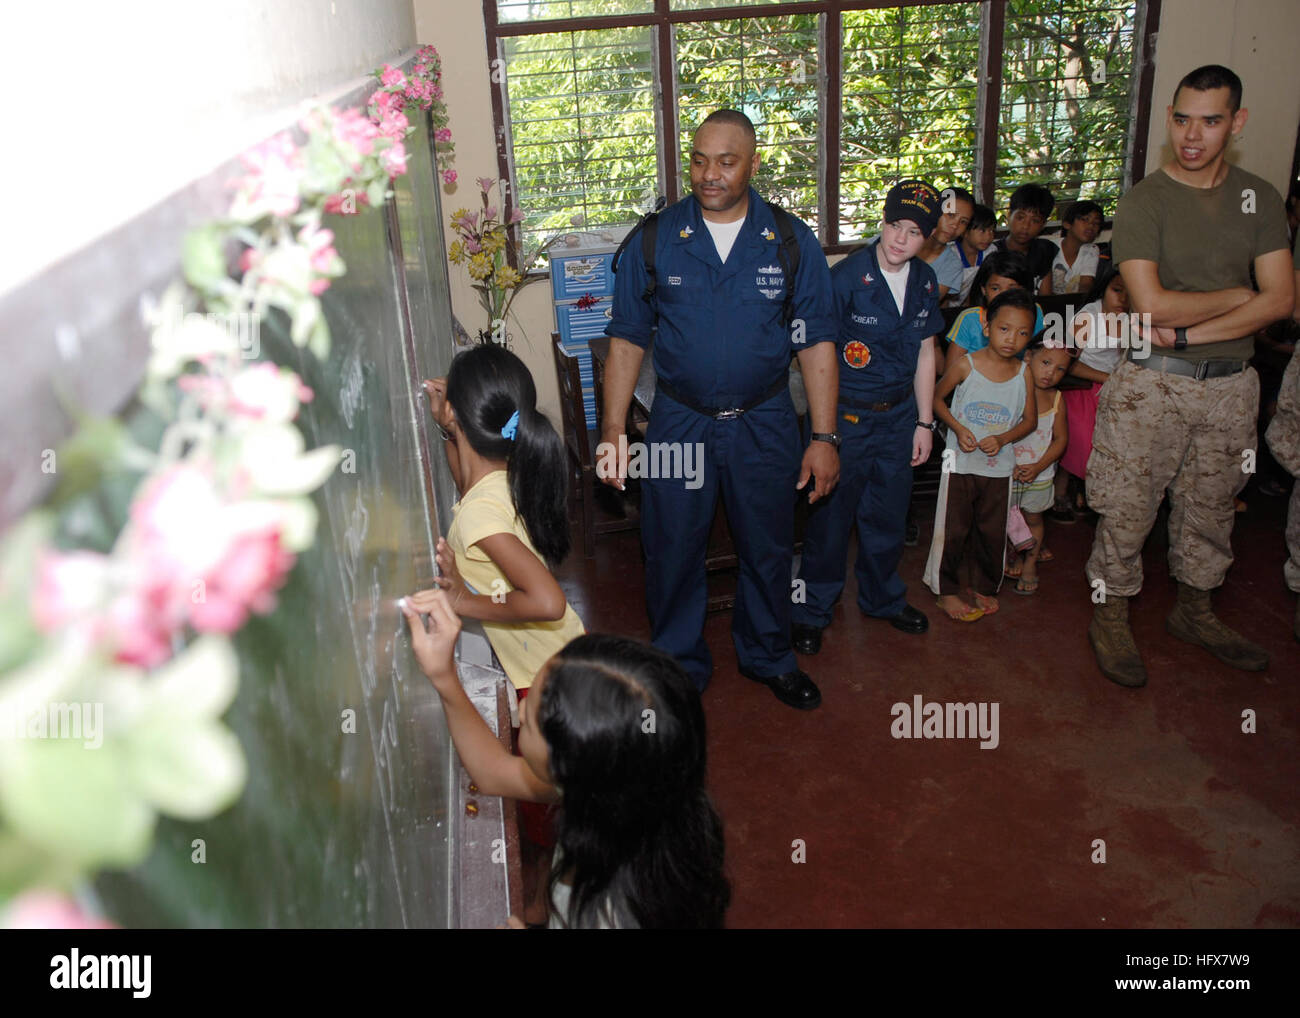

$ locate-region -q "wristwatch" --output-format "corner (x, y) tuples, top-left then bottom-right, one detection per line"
(1174, 327), (1188, 351)
(810, 432), (841, 449)
(916, 419), (939, 433)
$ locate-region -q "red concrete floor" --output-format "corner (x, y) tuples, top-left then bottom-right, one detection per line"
(555, 484), (1300, 929)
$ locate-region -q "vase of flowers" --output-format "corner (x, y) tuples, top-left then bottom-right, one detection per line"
(447, 178), (569, 348)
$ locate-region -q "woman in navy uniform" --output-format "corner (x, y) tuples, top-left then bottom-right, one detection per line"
(600, 110), (840, 710)
(792, 180), (942, 655)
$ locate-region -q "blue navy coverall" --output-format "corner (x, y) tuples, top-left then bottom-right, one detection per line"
(794, 240), (940, 627)
(606, 187), (837, 689)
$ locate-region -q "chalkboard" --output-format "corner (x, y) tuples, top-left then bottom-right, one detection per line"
(92, 107), (462, 927)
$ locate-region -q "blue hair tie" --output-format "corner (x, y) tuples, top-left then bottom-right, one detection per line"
(500, 410), (520, 441)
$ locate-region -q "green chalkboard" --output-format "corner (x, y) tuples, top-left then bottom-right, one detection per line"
(94, 111), (460, 927)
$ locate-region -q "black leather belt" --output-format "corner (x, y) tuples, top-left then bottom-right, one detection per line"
(655, 376), (787, 420)
(1129, 351), (1248, 380)
(839, 388), (914, 412)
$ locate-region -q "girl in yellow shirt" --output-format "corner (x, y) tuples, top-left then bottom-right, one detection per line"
(423, 344), (585, 691)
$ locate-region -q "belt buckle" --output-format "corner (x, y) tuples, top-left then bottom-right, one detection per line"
(714, 408), (742, 420)
(1194, 360), (1210, 381)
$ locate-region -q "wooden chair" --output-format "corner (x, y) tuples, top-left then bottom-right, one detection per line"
(552, 336), (638, 558)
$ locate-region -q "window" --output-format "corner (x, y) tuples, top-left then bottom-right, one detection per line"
(485, 0), (1159, 255)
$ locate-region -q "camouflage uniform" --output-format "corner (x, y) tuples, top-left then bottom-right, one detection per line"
(1086, 358), (1259, 595)
(1265, 346), (1300, 594)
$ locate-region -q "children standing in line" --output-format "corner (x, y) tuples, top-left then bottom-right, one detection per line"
(991, 183), (1057, 295)
(1054, 264), (1131, 521)
(943, 251), (1045, 372)
(401, 590), (729, 928)
(924, 289), (1038, 621)
(948, 202), (996, 308)
(1049, 200), (1104, 295)
(1006, 338), (1072, 594)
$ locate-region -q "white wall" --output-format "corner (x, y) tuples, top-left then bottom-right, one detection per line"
(1144, 0), (1300, 192)
(2, 0), (417, 294)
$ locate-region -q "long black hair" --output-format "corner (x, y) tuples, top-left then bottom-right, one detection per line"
(1084, 259), (1123, 306)
(445, 343), (570, 566)
(538, 634), (730, 929)
(967, 249), (1033, 308)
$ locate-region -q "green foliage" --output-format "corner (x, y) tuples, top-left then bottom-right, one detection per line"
(499, 1), (1137, 243)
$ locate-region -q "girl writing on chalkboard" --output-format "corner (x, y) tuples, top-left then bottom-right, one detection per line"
(422, 343), (585, 691)
(400, 589), (729, 928)
(422, 343), (585, 924)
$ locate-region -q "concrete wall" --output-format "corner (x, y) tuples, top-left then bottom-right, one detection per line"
(3, 0), (418, 293)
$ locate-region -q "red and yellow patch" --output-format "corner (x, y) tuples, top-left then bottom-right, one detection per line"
(843, 340), (871, 369)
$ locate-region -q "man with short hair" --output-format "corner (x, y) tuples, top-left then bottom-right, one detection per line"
(600, 109), (841, 709)
(1086, 64), (1295, 687)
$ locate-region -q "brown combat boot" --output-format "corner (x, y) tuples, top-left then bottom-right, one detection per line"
(1088, 594), (1147, 688)
(1166, 582), (1269, 671)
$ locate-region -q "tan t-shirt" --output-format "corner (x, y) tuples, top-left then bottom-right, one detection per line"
(447, 470), (585, 689)
(1111, 164), (1290, 361)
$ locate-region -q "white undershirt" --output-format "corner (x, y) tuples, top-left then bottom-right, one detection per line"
(703, 217), (745, 263)
(880, 262), (910, 315)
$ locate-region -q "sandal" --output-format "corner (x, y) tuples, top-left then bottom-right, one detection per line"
(1004, 559), (1023, 579)
(1014, 576), (1039, 595)
(937, 596), (984, 623)
(1037, 548), (1054, 563)
(972, 592), (1000, 616)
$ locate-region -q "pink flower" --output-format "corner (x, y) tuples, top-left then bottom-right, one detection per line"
(376, 108), (409, 141)
(380, 140), (408, 178)
(230, 133), (303, 219)
(189, 527), (294, 633)
(464, 237), (481, 254)
(333, 107), (379, 161)
(483, 205), (497, 221)
(478, 176), (496, 192)
(379, 65), (407, 90)
(3, 892), (116, 930)
(369, 89), (401, 118)
(510, 208), (526, 224)
(442, 169), (457, 186)
(435, 127), (452, 143)
(298, 223), (342, 295)
(228, 363), (313, 420)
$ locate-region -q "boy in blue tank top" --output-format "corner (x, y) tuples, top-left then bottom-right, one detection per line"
(923, 289), (1038, 621)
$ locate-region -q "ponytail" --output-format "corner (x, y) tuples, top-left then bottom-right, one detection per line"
(445, 345), (571, 566)
(508, 405), (570, 567)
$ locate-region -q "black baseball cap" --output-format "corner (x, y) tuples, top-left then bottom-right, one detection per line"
(884, 179), (941, 236)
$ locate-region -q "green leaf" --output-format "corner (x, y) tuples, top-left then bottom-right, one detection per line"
(47, 417), (130, 508)
(181, 225), (229, 292)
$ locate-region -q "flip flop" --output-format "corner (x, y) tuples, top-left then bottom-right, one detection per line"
(972, 592), (1000, 616)
(1004, 560), (1023, 579)
(1037, 548), (1054, 563)
(1015, 576), (1039, 595)
(937, 597), (984, 622)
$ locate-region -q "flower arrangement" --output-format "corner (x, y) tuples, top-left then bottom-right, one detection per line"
(0, 48), (454, 925)
(447, 177), (573, 345)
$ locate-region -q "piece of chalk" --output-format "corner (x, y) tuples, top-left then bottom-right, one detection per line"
(397, 597), (407, 609)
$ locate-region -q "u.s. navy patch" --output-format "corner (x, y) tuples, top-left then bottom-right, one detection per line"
(843, 340), (871, 369)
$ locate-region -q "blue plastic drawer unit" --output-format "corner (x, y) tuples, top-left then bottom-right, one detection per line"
(550, 249), (617, 302)
(548, 226), (633, 429)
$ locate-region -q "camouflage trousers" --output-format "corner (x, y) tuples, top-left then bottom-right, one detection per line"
(1265, 347), (1300, 593)
(1086, 358), (1259, 596)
